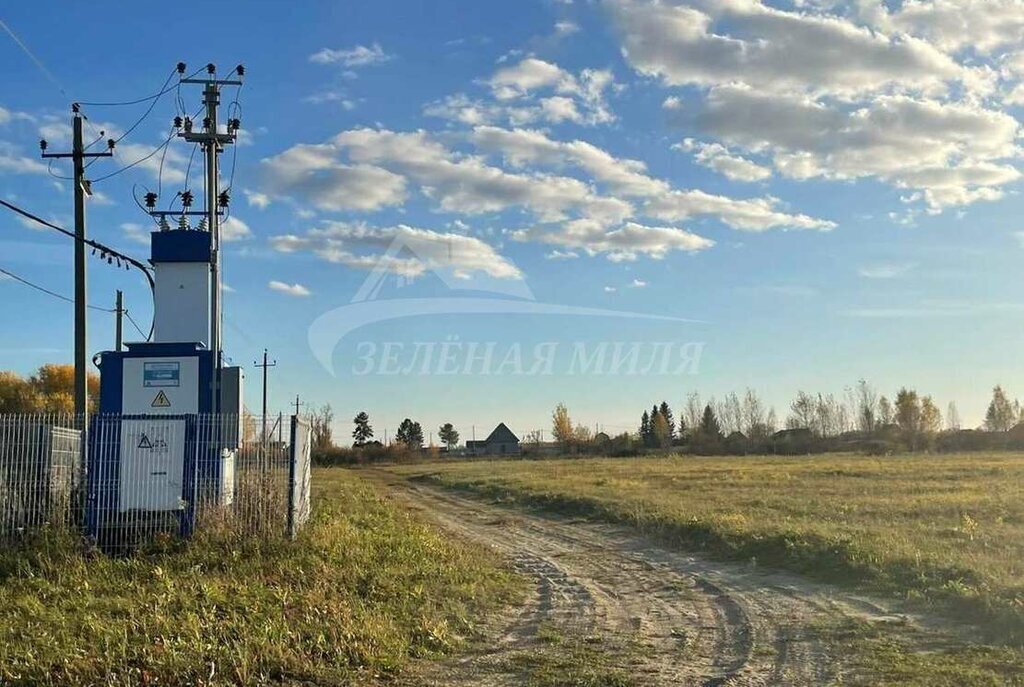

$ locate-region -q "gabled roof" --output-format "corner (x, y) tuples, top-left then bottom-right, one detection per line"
(485, 422), (519, 444)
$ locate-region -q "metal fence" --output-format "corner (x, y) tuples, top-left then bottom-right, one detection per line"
(0, 413), (311, 553)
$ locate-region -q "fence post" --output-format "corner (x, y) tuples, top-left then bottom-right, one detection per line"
(287, 415), (296, 539)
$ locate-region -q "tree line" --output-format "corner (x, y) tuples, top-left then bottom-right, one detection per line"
(0, 365), (100, 414)
(548, 382), (1024, 456)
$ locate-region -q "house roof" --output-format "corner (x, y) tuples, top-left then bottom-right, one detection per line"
(485, 422), (519, 444)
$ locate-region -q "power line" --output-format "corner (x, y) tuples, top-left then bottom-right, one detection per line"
(0, 198), (155, 292)
(123, 309), (148, 339)
(77, 64), (205, 107)
(91, 126), (176, 183)
(0, 266), (115, 312)
(104, 69), (178, 146)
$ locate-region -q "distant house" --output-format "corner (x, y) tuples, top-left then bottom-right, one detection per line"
(466, 423), (521, 456)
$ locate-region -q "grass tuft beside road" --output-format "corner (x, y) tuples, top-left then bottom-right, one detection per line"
(0, 470), (520, 685)
(385, 453), (1024, 645)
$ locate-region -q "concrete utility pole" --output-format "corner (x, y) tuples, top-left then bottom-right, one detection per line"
(114, 290), (124, 352)
(176, 64), (244, 414)
(253, 348), (277, 443)
(40, 106), (112, 420)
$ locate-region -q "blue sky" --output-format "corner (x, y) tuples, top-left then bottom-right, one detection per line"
(2, 0), (1024, 440)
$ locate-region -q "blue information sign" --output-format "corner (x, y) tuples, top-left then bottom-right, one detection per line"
(143, 362), (181, 387)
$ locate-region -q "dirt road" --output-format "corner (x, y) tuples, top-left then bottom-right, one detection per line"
(373, 473), (937, 686)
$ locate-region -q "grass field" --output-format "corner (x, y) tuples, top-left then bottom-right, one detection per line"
(386, 452), (1024, 645)
(0, 470), (520, 685)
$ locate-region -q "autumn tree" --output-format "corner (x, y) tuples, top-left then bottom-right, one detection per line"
(352, 411), (374, 447)
(920, 396), (942, 436)
(682, 392), (702, 438)
(878, 395), (895, 426)
(787, 391), (816, 432)
(985, 385), (1017, 432)
(309, 403), (334, 451)
(0, 364), (99, 414)
(659, 401), (675, 441)
(438, 422), (460, 451)
(854, 380), (878, 434)
(0, 371), (38, 413)
(651, 411), (671, 448)
(895, 388), (922, 449)
(552, 403), (573, 447)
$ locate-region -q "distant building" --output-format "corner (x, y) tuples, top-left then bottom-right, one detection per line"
(466, 423), (521, 456)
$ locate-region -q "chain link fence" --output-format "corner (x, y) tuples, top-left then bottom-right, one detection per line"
(0, 413), (311, 553)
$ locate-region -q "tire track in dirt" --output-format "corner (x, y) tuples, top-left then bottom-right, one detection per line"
(374, 473), (939, 686)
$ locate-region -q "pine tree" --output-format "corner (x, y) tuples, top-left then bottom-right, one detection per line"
(639, 410), (651, 445)
(699, 404), (722, 439)
(396, 418), (424, 449)
(352, 411), (374, 447)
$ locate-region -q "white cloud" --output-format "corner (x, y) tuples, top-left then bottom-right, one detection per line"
(268, 280), (312, 297)
(865, 0), (1024, 55)
(545, 249), (579, 259)
(513, 220), (714, 261)
(303, 91), (359, 109)
(112, 141), (187, 185)
(858, 262), (916, 279)
(606, 0), (969, 97)
(490, 57), (574, 98)
(270, 222), (523, 280)
(244, 189), (271, 209)
(121, 222), (150, 245)
(260, 143), (408, 212)
(604, 285), (617, 292)
(680, 85), (1021, 212)
(646, 189), (834, 231)
(471, 126), (667, 196)
(260, 126), (833, 263)
(0, 144), (47, 175)
(555, 20), (580, 36)
(221, 216), (252, 242)
(427, 58), (615, 127)
(470, 126), (830, 230)
(629, 278), (648, 288)
(309, 43), (392, 68)
(675, 139), (771, 182)
(332, 128), (631, 222)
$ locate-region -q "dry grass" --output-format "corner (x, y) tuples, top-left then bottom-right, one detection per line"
(385, 453), (1024, 644)
(0, 469), (520, 685)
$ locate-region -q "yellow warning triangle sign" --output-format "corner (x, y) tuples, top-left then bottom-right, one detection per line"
(151, 390), (172, 408)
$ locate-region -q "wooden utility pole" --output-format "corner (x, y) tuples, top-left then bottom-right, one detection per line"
(253, 348), (277, 443)
(114, 290), (124, 352)
(40, 106), (112, 419)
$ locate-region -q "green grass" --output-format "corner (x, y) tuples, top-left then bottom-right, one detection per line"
(0, 469), (521, 686)
(823, 618), (1024, 686)
(501, 625), (637, 687)
(383, 453), (1024, 645)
